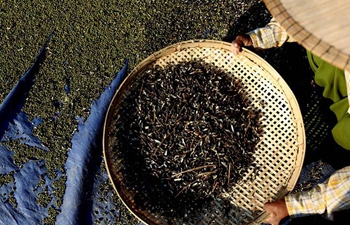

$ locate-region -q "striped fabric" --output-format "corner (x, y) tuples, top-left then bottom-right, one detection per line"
(285, 166), (350, 220)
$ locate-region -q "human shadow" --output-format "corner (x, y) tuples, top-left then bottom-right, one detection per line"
(223, 1), (350, 225)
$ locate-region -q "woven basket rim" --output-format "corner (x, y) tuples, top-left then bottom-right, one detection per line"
(102, 39), (306, 225)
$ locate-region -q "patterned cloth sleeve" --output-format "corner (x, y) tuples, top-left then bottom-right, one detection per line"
(285, 166), (350, 220)
(247, 18), (296, 49)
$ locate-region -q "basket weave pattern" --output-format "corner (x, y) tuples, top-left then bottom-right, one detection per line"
(103, 40), (305, 225)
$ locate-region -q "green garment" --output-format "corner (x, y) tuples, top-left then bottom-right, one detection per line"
(307, 51), (350, 150)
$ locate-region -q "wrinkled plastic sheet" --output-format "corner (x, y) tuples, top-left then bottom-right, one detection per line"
(0, 34), (143, 225)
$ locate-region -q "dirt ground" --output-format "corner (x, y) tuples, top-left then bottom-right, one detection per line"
(1, 0), (349, 224)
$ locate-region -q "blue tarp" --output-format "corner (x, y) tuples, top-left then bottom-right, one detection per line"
(0, 35), (143, 225)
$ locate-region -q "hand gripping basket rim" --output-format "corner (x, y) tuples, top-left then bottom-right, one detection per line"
(102, 39), (306, 225)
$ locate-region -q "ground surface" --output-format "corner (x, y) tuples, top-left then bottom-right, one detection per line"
(1, 0), (348, 224)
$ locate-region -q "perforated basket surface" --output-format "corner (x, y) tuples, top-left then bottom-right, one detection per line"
(103, 40), (305, 225)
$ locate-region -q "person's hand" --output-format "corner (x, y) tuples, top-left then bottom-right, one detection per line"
(263, 199), (289, 225)
(232, 34), (253, 55)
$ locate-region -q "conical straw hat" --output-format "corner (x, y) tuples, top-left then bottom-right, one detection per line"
(263, 0), (350, 71)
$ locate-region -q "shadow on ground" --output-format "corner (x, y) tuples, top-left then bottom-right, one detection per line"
(223, 1), (350, 225)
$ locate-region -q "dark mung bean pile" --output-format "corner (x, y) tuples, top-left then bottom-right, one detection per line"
(110, 60), (263, 218)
